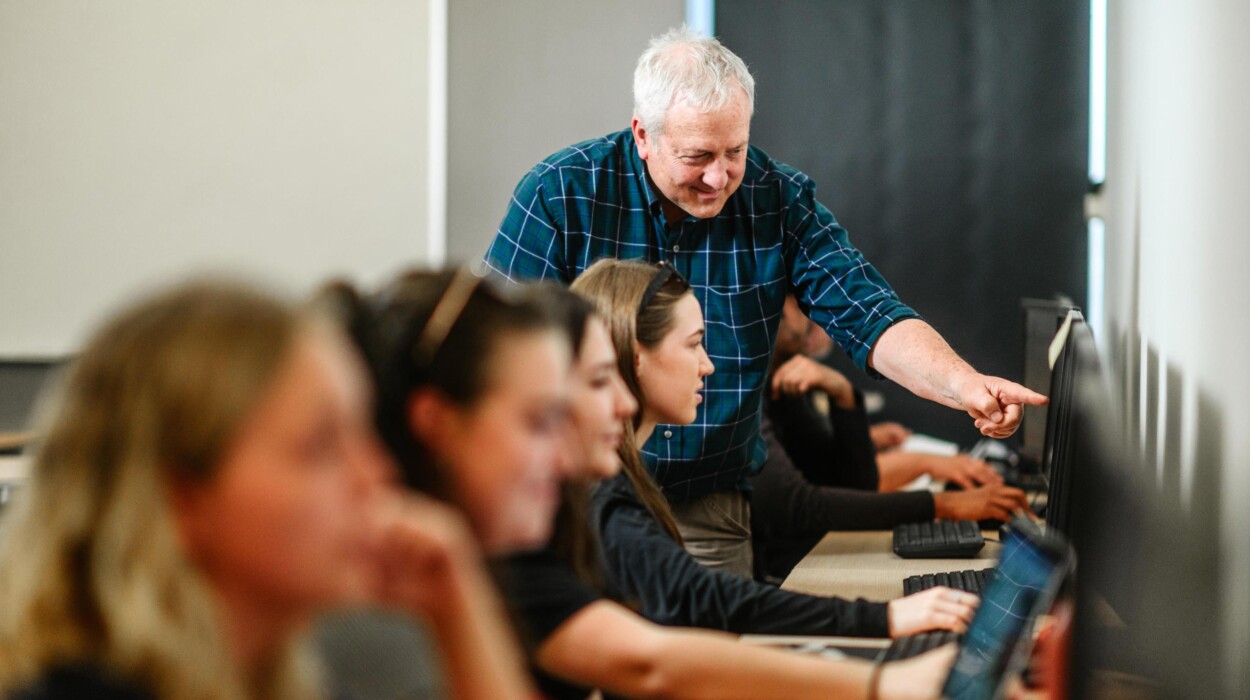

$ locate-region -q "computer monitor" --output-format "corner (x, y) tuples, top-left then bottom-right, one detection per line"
(1019, 298), (1076, 464)
(1040, 311), (1089, 540)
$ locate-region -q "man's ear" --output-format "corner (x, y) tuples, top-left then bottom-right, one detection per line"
(631, 115), (653, 161)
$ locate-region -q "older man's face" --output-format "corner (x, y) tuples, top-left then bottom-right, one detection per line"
(633, 89), (750, 221)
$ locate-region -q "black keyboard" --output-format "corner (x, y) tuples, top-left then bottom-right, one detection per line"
(881, 631), (961, 662)
(892, 520), (985, 558)
(902, 568), (997, 596)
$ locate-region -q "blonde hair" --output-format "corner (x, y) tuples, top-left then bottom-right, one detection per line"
(570, 258), (689, 543)
(0, 280), (320, 700)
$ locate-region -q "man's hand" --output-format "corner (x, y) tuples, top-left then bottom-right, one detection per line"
(769, 354), (855, 408)
(954, 374), (1048, 438)
(868, 319), (1048, 438)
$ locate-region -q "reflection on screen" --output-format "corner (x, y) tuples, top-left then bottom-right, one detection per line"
(942, 527), (1058, 700)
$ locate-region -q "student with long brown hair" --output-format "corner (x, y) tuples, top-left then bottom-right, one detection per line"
(342, 266), (959, 699)
(574, 258), (980, 640)
(0, 280), (531, 700)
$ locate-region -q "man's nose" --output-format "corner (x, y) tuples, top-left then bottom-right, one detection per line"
(703, 160), (728, 190)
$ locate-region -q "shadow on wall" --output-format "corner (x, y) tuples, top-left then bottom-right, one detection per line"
(1084, 321), (1228, 697)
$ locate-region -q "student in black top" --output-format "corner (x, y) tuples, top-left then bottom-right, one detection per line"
(750, 296), (1033, 580)
(769, 295), (1007, 492)
(0, 280), (527, 700)
(358, 269), (965, 699)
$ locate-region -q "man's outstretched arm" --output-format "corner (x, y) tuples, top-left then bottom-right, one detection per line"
(868, 318), (1048, 438)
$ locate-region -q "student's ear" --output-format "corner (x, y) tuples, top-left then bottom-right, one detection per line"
(633, 342), (646, 378)
(407, 389), (456, 454)
(166, 473), (215, 560)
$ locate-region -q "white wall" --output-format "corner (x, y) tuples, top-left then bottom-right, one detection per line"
(1102, 0), (1250, 692)
(445, 0), (685, 264)
(0, 0), (433, 357)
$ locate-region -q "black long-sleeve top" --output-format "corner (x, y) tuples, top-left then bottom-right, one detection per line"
(749, 390), (935, 580)
(592, 472), (890, 637)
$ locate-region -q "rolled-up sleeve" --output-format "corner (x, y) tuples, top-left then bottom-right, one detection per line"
(781, 177), (920, 373)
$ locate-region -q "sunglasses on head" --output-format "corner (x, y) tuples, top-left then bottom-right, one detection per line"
(637, 260), (687, 317)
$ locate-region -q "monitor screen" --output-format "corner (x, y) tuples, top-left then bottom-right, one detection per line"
(1019, 299), (1075, 461)
(942, 524), (1067, 700)
(1042, 311), (1087, 537)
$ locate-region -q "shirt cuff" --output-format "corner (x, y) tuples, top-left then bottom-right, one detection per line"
(854, 308), (923, 379)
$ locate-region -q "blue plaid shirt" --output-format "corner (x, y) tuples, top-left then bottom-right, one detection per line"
(485, 129), (919, 502)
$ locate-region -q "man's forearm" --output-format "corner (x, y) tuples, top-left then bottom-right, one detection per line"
(867, 318), (979, 412)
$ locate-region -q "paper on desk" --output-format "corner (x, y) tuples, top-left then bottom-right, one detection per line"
(0, 455), (30, 482)
(899, 433), (960, 456)
(898, 474), (938, 493)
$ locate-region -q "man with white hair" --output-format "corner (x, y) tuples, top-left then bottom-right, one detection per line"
(484, 27), (1045, 578)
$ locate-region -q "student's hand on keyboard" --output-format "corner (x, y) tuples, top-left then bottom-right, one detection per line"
(887, 586), (979, 637)
(933, 482), (1030, 522)
(927, 454), (1003, 489)
(870, 421), (912, 451)
(879, 643), (958, 700)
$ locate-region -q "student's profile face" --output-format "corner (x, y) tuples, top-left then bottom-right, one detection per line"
(424, 331), (571, 553)
(567, 319), (637, 480)
(174, 328), (394, 617)
(634, 90), (750, 220)
(636, 294), (715, 426)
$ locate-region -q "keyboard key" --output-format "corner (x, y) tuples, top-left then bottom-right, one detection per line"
(901, 568), (997, 595)
(893, 520), (986, 558)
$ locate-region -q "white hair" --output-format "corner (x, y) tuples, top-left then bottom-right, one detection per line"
(632, 26), (755, 137)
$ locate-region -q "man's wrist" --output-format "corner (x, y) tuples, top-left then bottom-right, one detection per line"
(946, 369), (983, 408)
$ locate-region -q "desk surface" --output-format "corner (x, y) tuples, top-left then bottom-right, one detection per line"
(780, 530), (1002, 601)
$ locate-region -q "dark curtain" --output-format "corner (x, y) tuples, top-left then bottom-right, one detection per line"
(719, 0), (1090, 444)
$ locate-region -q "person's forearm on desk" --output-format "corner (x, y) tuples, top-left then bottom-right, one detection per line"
(867, 319), (1047, 438)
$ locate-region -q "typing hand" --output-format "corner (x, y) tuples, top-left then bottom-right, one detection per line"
(933, 483), (1030, 522)
(870, 422), (912, 452)
(929, 455), (1003, 489)
(955, 374), (1048, 438)
(879, 644), (958, 700)
(888, 586), (978, 637)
